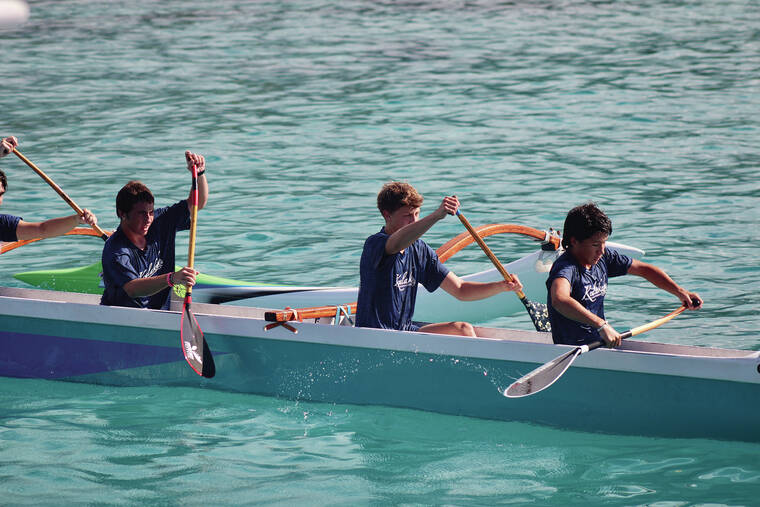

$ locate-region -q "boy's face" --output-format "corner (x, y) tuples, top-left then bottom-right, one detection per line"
(569, 231), (608, 267)
(119, 201), (155, 237)
(383, 205), (420, 234)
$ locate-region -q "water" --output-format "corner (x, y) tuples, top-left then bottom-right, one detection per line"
(1, 0), (759, 503)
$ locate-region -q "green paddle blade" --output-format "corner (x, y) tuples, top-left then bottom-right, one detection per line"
(505, 347), (582, 398)
(522, 298), (551, 332)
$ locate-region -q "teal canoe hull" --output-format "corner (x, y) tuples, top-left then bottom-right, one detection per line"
(1, 286), (758, 442)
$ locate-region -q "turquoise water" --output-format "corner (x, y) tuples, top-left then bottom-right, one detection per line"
(1, 0), (759, 504)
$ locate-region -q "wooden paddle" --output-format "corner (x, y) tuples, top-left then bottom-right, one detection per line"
(12, 149), (109, 240)
(504, 303), (689, 398)
(456, 210), (551, 332)
(179, 164), (215, 378)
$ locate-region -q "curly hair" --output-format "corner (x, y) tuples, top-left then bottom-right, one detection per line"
(562, 202), (612, 249)
(116, 180), (154, 218)
(376, 182), (424, 214)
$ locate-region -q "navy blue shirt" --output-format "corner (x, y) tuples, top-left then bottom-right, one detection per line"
(0, 214), (21, 242)
(546, 249), (632, 345)
(101, 200), (190, 309)
(356, 228), (450, 331)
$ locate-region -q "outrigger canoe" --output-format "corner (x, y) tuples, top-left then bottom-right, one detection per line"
(5, 224), (644, 324)
(1, 285), (758, 442)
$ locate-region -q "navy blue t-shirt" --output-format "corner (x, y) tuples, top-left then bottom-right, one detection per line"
(356, 228), (450, 331)
(0, 214), (21, 242)
(546, 249), (632, 345)
(100, 200), (190, 310)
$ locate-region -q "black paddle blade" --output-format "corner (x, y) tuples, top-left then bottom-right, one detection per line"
(521, 298), (551, 332)
(505, 347), (581, 398)
(180, 302), (216, 378)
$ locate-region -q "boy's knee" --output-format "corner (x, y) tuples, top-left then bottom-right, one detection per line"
(454, 321), (476, 337)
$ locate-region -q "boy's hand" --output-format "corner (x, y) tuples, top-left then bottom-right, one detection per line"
(599, 323), (622, 348)
(437, 195), (460, 218)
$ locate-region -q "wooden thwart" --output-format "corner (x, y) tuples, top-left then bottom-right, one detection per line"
(265, 303), (357, 323)
(437, 223), (559, 263)
(1, 227), (110, 254)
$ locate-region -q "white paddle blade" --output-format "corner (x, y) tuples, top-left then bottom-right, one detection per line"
(505, 347), (585, 398)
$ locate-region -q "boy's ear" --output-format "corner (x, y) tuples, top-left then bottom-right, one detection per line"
(380, 209), (390, 220)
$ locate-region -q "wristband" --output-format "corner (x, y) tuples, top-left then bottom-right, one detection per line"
(596, 320), (607, 332)
(166, 272), (174, 287)
(197, 169), (205, 176)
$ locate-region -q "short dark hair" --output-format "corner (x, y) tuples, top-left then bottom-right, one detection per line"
(562, 202), (612, 249)
(116, 180), (154, 218)
(377, 182), (424, 214)
(0, 170), (6, 191)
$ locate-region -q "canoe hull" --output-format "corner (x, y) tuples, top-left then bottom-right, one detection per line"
(1, 286), (758, 442)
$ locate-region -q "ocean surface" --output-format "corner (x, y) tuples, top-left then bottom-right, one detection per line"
(1, 0), (759, 504)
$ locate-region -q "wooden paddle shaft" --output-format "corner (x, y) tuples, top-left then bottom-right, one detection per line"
(12, 149), (110, 239)
(587, 304), (688, 352)
(456, 211), (527, 298)
(186, 165), (199, 296)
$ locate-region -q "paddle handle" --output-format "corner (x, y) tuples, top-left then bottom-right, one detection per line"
(455, 210), (527, 298)
(12, 148), (110, 240)
(586, 304), (688, 352)
(185, 164), (199, 297)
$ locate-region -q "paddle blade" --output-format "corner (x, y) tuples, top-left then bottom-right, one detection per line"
(505, 347), (582, 398)
(522, 298), (551, 333)
(180, 301), (215, 378)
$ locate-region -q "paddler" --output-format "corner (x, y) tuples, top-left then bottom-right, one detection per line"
(0, 136), (99, 243)
(100, 151), (208, 310)
(355, 182), (523, 336)
(547, 202), (702, 347)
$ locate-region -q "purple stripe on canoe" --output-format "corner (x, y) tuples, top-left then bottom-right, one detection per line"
(0, 331), (183, 379)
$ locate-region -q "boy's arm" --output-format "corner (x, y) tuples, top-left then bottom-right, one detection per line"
(550, 277), (607, 329)
(384, 196), (458, 254)
(550, 277), (621, 347)
(185, 151), (209, 211)
(122, 267), (197, 298)
(15, 209), (98, 240)
(439, 271), (523, 301)
(627, 259), (702, 309)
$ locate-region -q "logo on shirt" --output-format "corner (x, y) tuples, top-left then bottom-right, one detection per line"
(582, 282), (607, 302)
(139, 258), (164, 279)
(395, 271), (416, 291)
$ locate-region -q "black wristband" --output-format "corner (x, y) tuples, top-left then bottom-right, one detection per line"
(197, 169), (206, 176)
